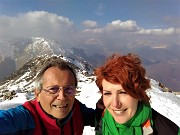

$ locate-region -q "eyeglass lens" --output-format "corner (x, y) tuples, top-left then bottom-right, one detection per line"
(46, 85), (76, 96)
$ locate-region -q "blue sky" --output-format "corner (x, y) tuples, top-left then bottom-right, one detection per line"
(0, 0), (179, 28)
(0, 0), (179, 51)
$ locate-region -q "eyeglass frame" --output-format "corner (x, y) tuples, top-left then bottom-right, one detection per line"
(42, 85), (77, 97)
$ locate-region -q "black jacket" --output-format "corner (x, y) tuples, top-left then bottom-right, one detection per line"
(152, 109), (179, 135)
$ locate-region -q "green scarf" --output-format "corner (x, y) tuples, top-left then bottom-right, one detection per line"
(102, 103), (152, 135)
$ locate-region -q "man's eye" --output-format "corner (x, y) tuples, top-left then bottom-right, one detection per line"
(65, 88), (72, 93)
(64, 86), (76, 96)
(64, 87), (71, 91)
(49, 87), (59, 92)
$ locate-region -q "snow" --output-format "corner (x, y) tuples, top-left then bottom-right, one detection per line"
(0, 74), (180, 134)
(147, 87), (180, 127)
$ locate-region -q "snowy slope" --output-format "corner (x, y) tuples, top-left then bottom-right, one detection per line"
(147, 79), (180, 127)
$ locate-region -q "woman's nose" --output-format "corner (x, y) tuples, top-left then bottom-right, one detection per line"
(112, 95), (121, 108)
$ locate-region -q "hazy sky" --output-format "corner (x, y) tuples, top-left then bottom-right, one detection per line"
(0, 0), (180, 50)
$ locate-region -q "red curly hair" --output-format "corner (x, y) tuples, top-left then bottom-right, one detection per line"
(95, 53), (151, 102)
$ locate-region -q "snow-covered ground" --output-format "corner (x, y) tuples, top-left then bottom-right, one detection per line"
(0, 76), (180, 134)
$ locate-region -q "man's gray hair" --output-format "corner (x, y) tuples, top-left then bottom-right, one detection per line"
(34, 56), (77, 94)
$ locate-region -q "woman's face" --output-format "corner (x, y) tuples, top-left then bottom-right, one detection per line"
(102, 79), (138, 124)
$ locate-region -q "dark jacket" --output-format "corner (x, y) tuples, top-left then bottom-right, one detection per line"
(95, 108), (179, 135)
(0, 99), (95, 135)
(152, 109), (179, 135)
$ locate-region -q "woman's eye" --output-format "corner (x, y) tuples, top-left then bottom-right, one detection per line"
(119, 91), (126, 94)
(103, 92), (111, 95)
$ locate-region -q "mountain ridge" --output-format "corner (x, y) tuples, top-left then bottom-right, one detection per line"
(0, 54), (94, 101)
(0, 37), (179, 91)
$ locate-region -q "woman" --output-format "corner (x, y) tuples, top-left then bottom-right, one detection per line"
(95, 53), (179, 135)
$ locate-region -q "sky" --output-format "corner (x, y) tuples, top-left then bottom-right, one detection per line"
(0, 0), (179, 48)
(0, 0), (179, 28)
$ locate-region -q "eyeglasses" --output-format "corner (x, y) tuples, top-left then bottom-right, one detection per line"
(42, 85), (77, 96)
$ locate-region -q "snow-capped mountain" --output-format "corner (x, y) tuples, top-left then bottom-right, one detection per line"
(0, 54), (94, 101)
(0, 37), (179, 91)
(0, 37), (95, 82)
(12, 37), (65, 69)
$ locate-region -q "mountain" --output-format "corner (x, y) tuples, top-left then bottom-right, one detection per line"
(0, 54), (94, 101)
(12, 37), (65, 69)
(0, 37), (179, 91)
(0, 57), (16, 82)
(0, 38), (179, 135)
(134, 44), (180, 92)
(66, 47), (106, 67)
(103, 40), (180, 91)
(0, 37), (66, 82)
(0, 37), (103, 81)
(0, 52), (176, 102)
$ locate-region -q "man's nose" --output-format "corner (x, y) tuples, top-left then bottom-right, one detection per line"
(56, 89), (67, 100)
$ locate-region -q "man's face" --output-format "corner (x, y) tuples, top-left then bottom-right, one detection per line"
(36, 67), (76, 120)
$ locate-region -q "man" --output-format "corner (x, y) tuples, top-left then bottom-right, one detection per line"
(0, 56), (95, 135)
